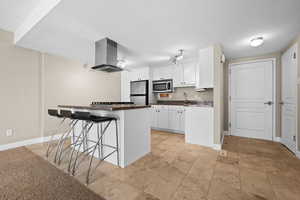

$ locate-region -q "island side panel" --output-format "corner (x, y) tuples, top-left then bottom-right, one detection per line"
(100, 111), (125, 168)
(71, 109), (125, 168)
(123, 108), (151, 166)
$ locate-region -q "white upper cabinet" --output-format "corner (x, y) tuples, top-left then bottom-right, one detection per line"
(172, 61), (196, 87)
(152, 66), (173, 80)
(129, 67), (150, 81)
(196, 47), (214, 89)
(172, 64), (183, 87)
(183, 61), (196, 86)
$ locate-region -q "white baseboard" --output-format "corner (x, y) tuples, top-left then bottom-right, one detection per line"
(223, 131), (229, 136)
(0, 134), (62, 151)
(274, 137), (281, 142)
(296, 151), (300, 159)
(151, 127), (185, 134)
(213, 144), (222, 150)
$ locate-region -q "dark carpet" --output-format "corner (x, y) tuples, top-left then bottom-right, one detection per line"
(0, 147), (105, 200)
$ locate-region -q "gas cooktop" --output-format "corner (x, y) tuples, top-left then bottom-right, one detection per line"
(91, 102), (134, 105)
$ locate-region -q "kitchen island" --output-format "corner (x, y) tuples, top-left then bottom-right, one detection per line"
(58, 104), (151, 168)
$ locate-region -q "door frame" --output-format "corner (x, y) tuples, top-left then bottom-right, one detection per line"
(228, 58), (277, 141)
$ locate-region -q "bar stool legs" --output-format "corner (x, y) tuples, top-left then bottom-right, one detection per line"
(47, 110), (120, 185)
(53, 120), (78, 163)
(86, 119), (120, 185)
(65, 122), (92, 171)
(71, 120), (111, 176)
(115, 119), (120, 167)
(69, 122), (95, 174)
(46, 117), (66, 158)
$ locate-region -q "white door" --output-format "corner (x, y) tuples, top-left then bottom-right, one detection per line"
(281, 44), (297, 153)
(230, 60), (274, 140)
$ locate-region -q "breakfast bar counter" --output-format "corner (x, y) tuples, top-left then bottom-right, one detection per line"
(58, 104), (151, 111)
(58, 104), (151, 168)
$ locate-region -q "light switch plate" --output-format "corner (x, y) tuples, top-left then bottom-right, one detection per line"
(6, 129), (13, 137)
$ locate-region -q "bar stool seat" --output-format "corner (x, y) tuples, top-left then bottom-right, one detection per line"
(90, 115), (116, 123)
(48, 109), (63, 118)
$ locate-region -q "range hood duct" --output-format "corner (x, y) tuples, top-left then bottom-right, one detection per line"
(91, 38), (123, 72)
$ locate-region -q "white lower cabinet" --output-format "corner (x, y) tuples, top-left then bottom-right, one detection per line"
(157, 106), (169, 129)
(151, 105), (185, 134)
(185, 107), (214, 148)
(168, 106), (185, 133)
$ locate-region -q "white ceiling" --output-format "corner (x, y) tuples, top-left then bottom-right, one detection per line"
(0, 0), (44, 32)
(1, 0), (300, 67)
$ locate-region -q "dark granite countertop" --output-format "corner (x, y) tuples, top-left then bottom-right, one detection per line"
(151, 100), (213, 107)
(58, 104), (151, 111)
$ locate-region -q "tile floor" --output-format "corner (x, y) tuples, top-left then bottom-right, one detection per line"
(26, 130), (300, 200)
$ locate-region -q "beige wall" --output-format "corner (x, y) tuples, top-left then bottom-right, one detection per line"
(213, 44), (224, 144)
(0, 30), (41, 145)
(224, 52), (282, 138)
(0, 29), (121, 145)
(43, 54), (120, 137)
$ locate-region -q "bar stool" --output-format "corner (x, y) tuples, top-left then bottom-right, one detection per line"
(53, 110), (79, 163)
(67, 112), (110, 172)
(85, 115), (119, 184)
(55, 111), (91, 165)
(46, 109), (75, 158)
(65, 112), (119, 184)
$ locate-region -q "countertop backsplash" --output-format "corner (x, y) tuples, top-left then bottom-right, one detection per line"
(156, 87), (213, 102)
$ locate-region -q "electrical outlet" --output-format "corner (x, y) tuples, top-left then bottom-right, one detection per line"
(6, 129), (14, 137)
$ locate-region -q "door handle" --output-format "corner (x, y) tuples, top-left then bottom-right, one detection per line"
(279, 101), (284, 105)
(264, 101), (273, 106)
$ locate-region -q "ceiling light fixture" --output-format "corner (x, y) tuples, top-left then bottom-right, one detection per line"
(117, 59), (126, 68)
(250, 37), (264, 47)
(171, 49), (184, 64)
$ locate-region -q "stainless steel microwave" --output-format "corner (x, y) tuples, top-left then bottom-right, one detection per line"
(152, 79), (173, 93)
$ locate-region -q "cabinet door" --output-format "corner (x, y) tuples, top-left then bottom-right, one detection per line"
(183, 62), (196, 85)
(168, 109), (179, 131)
(137, 67), (150, 80)
(128, 70), (139, 82)
(172, 65), (183, 87)
(153, 66), (173, 80)
(196, 47), (214, 89)
(169, 106), (185, 132)
(179, 110), (185, 132)
(151, 107), (157, 127)
(129, 67), (149, 81)
(152, 67), (161, 81)
(157, 107), (169, 129)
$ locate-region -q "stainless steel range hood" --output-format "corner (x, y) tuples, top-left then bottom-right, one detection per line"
(91, 38), (123, 72)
